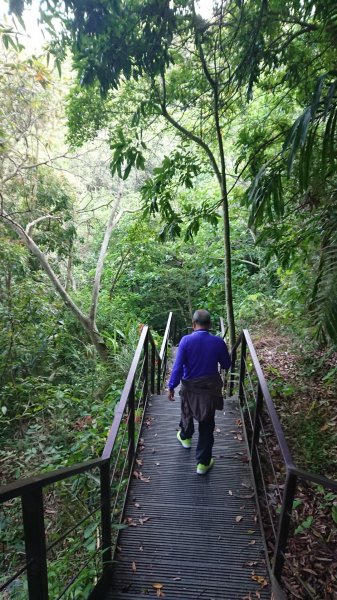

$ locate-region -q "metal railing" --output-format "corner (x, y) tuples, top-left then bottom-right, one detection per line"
(0, 312), (174, 600)
(230, 328), (337, 597)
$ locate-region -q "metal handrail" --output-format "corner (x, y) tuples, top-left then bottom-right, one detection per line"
(0, 312), (174, 600)
(243, 329), (294, 468)
(0, 457), (105, 503)
(230, 326), (337, 594)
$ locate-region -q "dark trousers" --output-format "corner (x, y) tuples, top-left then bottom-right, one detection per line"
(180, 417), (215, 466)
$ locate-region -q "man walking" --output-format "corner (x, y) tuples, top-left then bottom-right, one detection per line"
(168, 309), (231, 475)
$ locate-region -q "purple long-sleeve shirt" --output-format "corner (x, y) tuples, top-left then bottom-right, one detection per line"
(168, 330), (231, 390)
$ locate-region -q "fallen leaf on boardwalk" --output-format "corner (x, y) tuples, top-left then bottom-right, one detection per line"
(247, 529), (256, 534)
(155, 462), (160, 466)
(216, 428), (221, 433)
(237, 434), (243, 441)
(139, 544), (144, 551)
(136, 459), (143, 467)
(248, 540), (256, 545)
(228, 490), (233, 496)
(125, 517), (138, 527)
(132, 561), (136, 573)
(134, 503), (141, 508)
(139, 472), (151, 482)
(133, 470), (140, 479)
(172, 577), (181, 581)
(256, 592), (261, 599)
(235, 418), (243, 426)
(152, 582), (164, 597)
(242, 594), (252, 600)
(139, 516), (150, 525)
(251, 573), (268, 588)
(236, 516), (243, 523)
(243, 561), (258, 567)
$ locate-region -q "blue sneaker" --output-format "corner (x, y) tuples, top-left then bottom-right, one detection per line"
(177, 430), (192, 449)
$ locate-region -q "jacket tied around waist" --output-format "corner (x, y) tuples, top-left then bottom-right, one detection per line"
(179, 373), (224, 429)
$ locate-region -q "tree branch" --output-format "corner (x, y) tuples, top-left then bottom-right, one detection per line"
(25, 214), (61, 236)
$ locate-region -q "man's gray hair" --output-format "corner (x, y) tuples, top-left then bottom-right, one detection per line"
(192, 309), (211, 326)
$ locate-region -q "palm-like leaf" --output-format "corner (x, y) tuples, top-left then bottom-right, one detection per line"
(310, 210), (337, 343)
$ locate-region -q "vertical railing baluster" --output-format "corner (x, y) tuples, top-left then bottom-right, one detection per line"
(143, 332), (149, 404)
(100, 461), (112, 569)
(128, 381), (135, 472)
(173, 318), (177, 345)
(272, 470), (297, 581)
(251, 382), (263, 473)
(238, 334), (247, 405)
(157, 353), (162, 395)
(150, 342), (155, 394)
(229, 346), (236, 397)
(22, 489), (48, 600)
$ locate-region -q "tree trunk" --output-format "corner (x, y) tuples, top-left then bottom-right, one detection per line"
(65, 249), (76, 292)
(89, 191), (122, 323)
(160, 58), (237, 347)
(221, 180), (236, 348)
(83, 318), (109, 361)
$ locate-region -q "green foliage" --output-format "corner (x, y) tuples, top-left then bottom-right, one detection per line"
(55, 0), (180, 93)
(295, 515), (314, 535)
(110, 127), (146, 179)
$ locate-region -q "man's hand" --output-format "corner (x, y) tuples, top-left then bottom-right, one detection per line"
(168, 388), (175, 401)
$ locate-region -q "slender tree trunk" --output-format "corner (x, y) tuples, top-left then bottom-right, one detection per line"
(89, 191), (122, 323)
(160, 41), (237, 346)
(65, 249), (76, 292)
(221, 180), (236, 348)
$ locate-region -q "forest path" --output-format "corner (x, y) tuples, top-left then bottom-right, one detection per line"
(102, 391), (270, 599)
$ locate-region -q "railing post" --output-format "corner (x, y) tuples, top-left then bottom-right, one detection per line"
(251, 383), (263, 473)
(21, 489), (48, 600)
(100, 461), (112, 569)
(128, 381), (135, 472)
(229, 347), (236, 397)
(150, 343), (155, 394)
(238, 334), (247, 405)
(272, 470), (297, 581)
(157, 354), (162, 395)
(143, 332), (149, 404)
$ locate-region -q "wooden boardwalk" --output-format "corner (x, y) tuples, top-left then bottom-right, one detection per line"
(102, 389), (271, 600)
